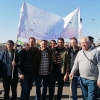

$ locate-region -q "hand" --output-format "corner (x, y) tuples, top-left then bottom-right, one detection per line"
(19, 74), (24, 79)
(97, 80), (100, 88)
(12, 61), (17, 66)
(69, 73), (74, 80)
(63, 74), (69, 82)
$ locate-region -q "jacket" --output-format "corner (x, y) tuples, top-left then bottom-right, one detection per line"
(0, 49), (18, 79)
(69, 47), (80, 75)
(51, 47), (70, 74)
(18, 47), (39, 74)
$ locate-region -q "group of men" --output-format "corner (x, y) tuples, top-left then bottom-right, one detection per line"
(0, 36), (100, 100)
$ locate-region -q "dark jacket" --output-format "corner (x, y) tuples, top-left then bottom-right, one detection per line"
(18, 47), (39, 74)
(37, 48), (52, 74)
(69, 47), (81, 76)
(51, 47), (70, 74)
(0, 49), (18, 79)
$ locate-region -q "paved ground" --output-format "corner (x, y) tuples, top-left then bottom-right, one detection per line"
(0, 81), (100, 100)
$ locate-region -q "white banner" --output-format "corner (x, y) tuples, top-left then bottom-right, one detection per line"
(18, 2), (80, 40)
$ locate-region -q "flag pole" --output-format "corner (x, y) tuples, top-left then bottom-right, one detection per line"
(12, 35), (18, 79)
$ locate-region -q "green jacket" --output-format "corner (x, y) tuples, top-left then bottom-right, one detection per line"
(51, 47), (70, 74)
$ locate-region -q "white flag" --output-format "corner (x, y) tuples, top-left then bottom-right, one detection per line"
(18, 2), (80, 40)
(79, 18), (82, 34)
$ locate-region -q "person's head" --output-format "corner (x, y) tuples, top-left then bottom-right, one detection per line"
(22, 44), (29, 50)
(88, 36), (94, 45)
(57, 38), (64, 48)
(50, 40), (56, 48)
(6, 40), (14, 52)
(40, 40), (47, 50)
(28, 37), (36, 48)
(70, 37), (78, 49)
(80, 36), (91, 51)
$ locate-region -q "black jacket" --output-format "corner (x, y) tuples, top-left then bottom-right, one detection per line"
(18, 47), (38, 74)
(69, 47), (81, 76)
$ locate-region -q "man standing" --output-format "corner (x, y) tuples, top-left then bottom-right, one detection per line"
(49, 38), (70, 100)
(36, 40), (51, 100)
(18, 37), (38, 100)
(0, 40), (18, 100)
(69, 38), (81, 100)
(69, 36), (100, 100)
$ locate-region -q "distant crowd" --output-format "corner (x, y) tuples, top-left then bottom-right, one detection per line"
(0, 36), (100, 100)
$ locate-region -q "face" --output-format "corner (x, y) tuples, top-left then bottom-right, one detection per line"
(40, 41), (47, 50)
(6, 42), (14, 51)
(57, 40), (64, 48)
(70, 39), (78, 49)
(28, 38), (35, 48)
(50, 41), (56, 48)
(22, 44), (29, 50)
(80, 38), (91, 51)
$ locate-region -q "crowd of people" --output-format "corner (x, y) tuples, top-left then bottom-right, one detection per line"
(0, 36), (100, 100)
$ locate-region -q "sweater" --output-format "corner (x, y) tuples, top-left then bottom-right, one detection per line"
(71, 47), (100, 80)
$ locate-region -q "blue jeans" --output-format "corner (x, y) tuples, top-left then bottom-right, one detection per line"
(72, 76), (80, 100)
(49, 73), (64, 100)
(20, 74), (35, 100)
(80, 77), (98, 100)
(36, 75), (48, 100)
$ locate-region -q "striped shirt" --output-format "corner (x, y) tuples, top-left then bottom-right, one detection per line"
(39, 50), (49, 75)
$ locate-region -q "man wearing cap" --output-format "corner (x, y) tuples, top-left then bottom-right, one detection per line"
(0, 40), (18, 100)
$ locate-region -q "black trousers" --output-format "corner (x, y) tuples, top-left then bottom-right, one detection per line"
(3, 77), (18, 100)
(49, 73), (64, 100)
